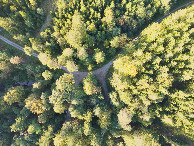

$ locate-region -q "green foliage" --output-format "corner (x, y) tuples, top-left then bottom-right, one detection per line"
(0, 52), (13, 79)
(161, 90), (194, 140)
(67, 85), (108, 145)
(31, 0), (183, 70)
(110, 34), (128, 48)
(83, 73), (101, 95)
(53, 121), (90, 146)
(42, 70), (53, 80)
(23, 45), (35, 56)
(27, 120), (41, 134)
(39, 126), (54, 146)
(3, 86), (24, 105)
(94, 105), (112, 131)
(0, 40), (58, 145)
(38, 53), (61, 69)
(0, 0), (45, 41)
(49, 73), (75, 114)
(0, 1), (193, 146)
(10, 107), (32, 133)
(57, 48), (74, 66)
(118, 108), (133, 131)
(122, 129), (160, 146)
(66, 11), (87, 49)
(110, 5), (194, 139)
(94, 51), (105, 64)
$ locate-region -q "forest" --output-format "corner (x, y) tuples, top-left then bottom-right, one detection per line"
(0, 0), (189, 71)
(0, 0), (193, 145)
(0, 0), (45, 42)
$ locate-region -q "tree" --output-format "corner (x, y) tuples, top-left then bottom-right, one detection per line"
(118, 108), (133, 131)
(66, 11), (87, 48)
(23, 45), (34, 56)
(53, 121), (89, 146)
(94, 51), (105, 64)
(0, 17), (16, 33)
(4, 86), (24, 105)
(49, 73), (75, 114)
(55, 73), (75, 91)
(77, 47), (88, 60)
(83, 73), (101, 95)
(110, 34), (128, 48)
(0, 0), (45, 40)
(38, 53), (61, 69)
(42, 70), (53, 80)
(38, 53), (51, 66)
(94, 105), (111, 131)
(109, 5), (194, 139)
(57, 48), (74, 66)
(87, 22), (97, 34)
(10, 56), (24, 65)
(10, 107), (31, 133)
(122, 129), (160, 146)
(160, 90), (194, 140)
(49, 89), (69, 114)
(39, 126), (54, 146)
(27, 120), (41, 134)
(113, 56), (138, 77)
(102, 5), (115, 27)
(29, 0), (37, 8)
(0, 57), (13, 79)
(25, 94), (47, 115)
(66, 60), (78, 72)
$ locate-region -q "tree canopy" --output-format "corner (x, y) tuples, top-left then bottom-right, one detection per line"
(109, 4), (194, 142)
(0, 1), (193, 146)
(17, 0), (185, 70)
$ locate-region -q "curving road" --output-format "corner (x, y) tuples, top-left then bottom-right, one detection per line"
(0, 1), (193, 104)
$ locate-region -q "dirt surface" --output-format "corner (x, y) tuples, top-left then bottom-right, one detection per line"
(38, 13), (52, 35)
(36, 0), (57, 37)
(0, 1), (193, 104)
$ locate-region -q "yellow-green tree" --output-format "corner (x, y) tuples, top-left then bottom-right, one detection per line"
(83, 73), (101, 95)
(49, 73), (75, 114)
(4, 86), (24, 105)
(66, 11), (87, 49)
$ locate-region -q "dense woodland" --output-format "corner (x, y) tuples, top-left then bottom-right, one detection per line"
(109, 4), (194, 144)
(0, 0), (45, 42)
(0, 0), (187, 70)
(0, 0), (193, 145)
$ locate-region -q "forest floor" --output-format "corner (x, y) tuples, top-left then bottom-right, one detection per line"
(0, 1), (193, 105)
(36, 0), (57, 37)
(38, 14), (52, 36)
